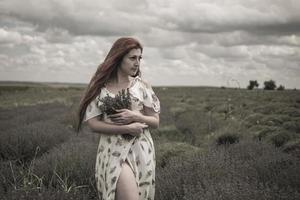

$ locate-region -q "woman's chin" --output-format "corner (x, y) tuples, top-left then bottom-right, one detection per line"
(130, 71), (137, 76)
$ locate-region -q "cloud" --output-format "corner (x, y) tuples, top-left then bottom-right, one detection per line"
(0, 28), (22, 44)
(0, 0), (154, 36)
(150, 0), (300, 35)
(2, 0), (300, 37)
(0, 0), (299, 88)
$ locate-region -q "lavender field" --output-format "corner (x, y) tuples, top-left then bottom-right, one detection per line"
(0, 83), (300, 200)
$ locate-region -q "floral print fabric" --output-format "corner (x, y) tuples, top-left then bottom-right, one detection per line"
(84, 76), (160, 200)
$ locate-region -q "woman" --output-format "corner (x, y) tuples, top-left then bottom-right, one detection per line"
(77, 37), (160, 200)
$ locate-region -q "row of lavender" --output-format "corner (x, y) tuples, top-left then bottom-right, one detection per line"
(0, 85), (300, 199)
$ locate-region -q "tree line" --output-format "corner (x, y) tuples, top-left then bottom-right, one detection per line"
(247, 80), (285, 90)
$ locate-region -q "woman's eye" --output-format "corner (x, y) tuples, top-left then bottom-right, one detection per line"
(129, 56), (142, 60)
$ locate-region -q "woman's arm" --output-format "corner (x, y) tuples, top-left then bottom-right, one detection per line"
(86, 117), (148, 136)
(108, 106), (159, 129)
(136, 106), (159, 129)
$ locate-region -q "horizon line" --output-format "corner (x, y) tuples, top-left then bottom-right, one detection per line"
(0, 80), (297, 90)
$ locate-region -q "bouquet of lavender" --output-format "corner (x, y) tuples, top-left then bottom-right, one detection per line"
(98, 88), (131, 115)
(97, 88), (133, 140)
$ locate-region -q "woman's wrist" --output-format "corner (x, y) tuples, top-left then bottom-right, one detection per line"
(133, 111), (144, 123)
(121, 124), (131, 134)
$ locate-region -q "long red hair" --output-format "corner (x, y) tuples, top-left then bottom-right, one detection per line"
(77, 37), (143, 131)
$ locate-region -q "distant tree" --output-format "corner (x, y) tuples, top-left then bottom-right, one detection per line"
(264, 80), (276, 90)
(247, 80), (259, 90)
(277, 85), (285, 91)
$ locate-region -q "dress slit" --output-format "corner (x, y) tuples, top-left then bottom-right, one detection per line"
(97, 136), (137, 200)
(113, 146), (139, 199)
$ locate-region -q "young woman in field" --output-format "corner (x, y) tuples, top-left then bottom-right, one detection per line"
(77, 37), (160, 200)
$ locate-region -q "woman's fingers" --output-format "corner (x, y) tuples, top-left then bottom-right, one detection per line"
(109, 109), (130, 118)
(110, 117), (130, 125)
(110, 117), (124, 123)
(109, 114), (133, 122)
(109, 113), (122, 118)
(141, 123), (148, 128)
(109, 119), (126, 125)
(115, 109), (127, 112)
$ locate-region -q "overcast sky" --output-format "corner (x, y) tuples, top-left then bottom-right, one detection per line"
(0, 0), (299, 88)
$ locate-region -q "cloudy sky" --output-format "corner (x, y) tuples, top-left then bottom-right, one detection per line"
(0, 0), (299, 88)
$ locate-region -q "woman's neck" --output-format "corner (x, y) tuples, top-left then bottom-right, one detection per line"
(109, 70), (131, 86)
(117, 75), (130, 84)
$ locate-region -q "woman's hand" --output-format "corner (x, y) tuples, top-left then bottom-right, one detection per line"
(108, 109), (141, 125)
(126, 122), (148, 136)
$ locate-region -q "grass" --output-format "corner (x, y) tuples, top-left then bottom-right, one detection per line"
(0, 103), (74, 162)
(0, 85), (81, 108)
(156, 140), (300, 200)
(0, 83), (300, 199)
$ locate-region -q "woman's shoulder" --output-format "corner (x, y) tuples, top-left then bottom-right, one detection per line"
(97, 86), (110, 99)
(134, 76), (152, 89)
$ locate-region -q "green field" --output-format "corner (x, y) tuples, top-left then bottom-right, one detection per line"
(0, 83), (300, 200)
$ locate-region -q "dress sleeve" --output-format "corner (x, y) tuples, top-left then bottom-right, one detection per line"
(84, 97), (102, 122)
(142, 83), (160, 113)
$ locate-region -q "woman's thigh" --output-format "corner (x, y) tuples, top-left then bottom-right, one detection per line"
(115, 160), (138, 200)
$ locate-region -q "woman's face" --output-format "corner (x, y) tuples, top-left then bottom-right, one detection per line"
(119, 48), (142, 77)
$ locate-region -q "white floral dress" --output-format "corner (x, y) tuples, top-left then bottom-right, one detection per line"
(84, 76), (160, 200)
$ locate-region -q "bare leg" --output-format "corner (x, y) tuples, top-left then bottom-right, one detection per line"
(115, 160), (139, 200)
